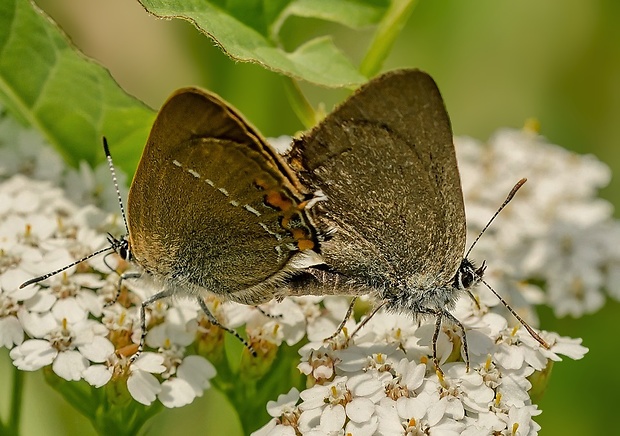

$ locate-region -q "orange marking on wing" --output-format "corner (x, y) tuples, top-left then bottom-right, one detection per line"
(297, 239), (315, 251)
(291, 228), (305, 240)
(265, 190), (293, 211)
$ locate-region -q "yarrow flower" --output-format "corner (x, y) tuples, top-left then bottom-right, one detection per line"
(0, 109), (606, 434)
(256, 306), (586, 436)
(457, 126), (620, 318)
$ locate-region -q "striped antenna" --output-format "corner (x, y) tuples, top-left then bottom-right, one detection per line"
(20, 244), (116, 288)
(103, 137), (130, 237)
(465, 178), (527, 259)
(20, 138), (129, 288)
(480, 278), (550, 349)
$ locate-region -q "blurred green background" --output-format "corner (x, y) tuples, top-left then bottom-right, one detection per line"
(2, 0), (618, 434)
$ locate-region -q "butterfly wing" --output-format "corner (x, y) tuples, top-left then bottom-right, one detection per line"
(127, 88), (319, 302)
(288, 69), (465, 290)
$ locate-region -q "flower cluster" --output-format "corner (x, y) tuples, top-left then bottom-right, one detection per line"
(0, 171), (216, 406)
(457, 126), (620, 318)
(0, 109), (605, 433)
(254, 302), (586, 436)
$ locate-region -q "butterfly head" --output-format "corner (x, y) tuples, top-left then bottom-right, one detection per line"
(453, 258), (486, 291)
(107, 233), (132, 262)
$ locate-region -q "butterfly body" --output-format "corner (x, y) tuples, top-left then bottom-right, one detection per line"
(286, 70), (474, 318)
(126, 88), (322, 306)
(126, 70), (477, 329)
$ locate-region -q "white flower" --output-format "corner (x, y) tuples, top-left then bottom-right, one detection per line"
(83, 350), (167, 405)
(457, 128), (620, 317)
(146, 305), (197, 351)
(0, 315), (24, 349)
(251, 387), (302, 435)
(305, 296), (357, 342)
(10, 311), (111, 381)
(298, 342), (339, 382)
(126, 352), (167, 405)
(499, 405), (542, 436)
(385, 359), (426, 397)
(63, 160), (129, 213)
(0, 164), (216, 408)
(159, 355), (216, 407)
(0, 115), (63, 182)
(267, 387), (301, 417)
(298, 378), (346, 434)
(256, 298), (307, 346)
(0, 268), (39, 348)
(259, 281), (587, 434)
(10, 339), (58, 371)
(535, 332), (589, 361)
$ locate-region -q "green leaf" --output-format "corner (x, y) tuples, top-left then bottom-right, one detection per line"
(274, 0), (389, 32)
(137, 0), (391, 87)
(0, 0), (155, 174)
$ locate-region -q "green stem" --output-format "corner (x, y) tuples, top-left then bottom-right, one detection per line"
(359, 0), (419, 78)
(283, 77), (317, 129)
(227, 343), (305, 434)
(43, 368), (95, 418)
(8, 364), (24, 436)
(44, 368), (161, 436)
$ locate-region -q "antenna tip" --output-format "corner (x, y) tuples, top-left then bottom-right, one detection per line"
(102, 137), (111, 157)
(19, 279), (35, 289)
(506, 178), (528, 202)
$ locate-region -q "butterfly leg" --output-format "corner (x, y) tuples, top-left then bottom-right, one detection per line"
(465, 289), (480, 310)
(348, 300), (389, 340)
(197, 297), (257, 357)
(105, 271), (141, 308)
(256, 306), (283, 320)
(325, 296), (357, 341)
(130, 288), (173, 363)
(431, 311), (444, 376)
(442, 309), (470, 372)
(425, 309), (471, 376)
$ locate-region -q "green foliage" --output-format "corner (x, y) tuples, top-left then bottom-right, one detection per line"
(0, 0), (408, 172)
(138, 0), (391, 86)
(0, 0), (155, 174)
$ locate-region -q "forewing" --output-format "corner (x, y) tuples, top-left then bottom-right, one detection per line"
(127, 88), (316, 296)
(288, 69), (465, 287)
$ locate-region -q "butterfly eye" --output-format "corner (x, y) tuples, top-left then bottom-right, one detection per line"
(116, 239), (132, 261)
(460, 269), (475, 289)
(454, 259), (480, 290)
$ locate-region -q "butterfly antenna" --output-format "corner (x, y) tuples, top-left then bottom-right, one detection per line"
(464, 178), (527, 259)
(103, 137), (130, 236)
(480, 278), (550, 349)
(21, 141), (130, 289)
(20, 245), (116, 288)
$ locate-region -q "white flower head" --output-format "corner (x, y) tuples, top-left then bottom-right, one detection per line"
(1, 114), (599, 427)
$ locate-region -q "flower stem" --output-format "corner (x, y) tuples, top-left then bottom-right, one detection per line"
(359, 0), (419, 78)
(283, 77), (317, 129)
(7, 364), (24, 436)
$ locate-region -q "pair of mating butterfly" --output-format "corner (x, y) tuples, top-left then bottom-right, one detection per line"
(22, 69), (549, 372)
